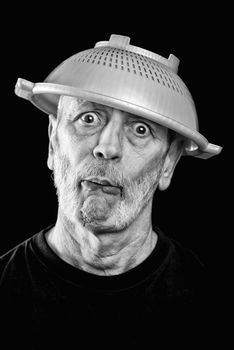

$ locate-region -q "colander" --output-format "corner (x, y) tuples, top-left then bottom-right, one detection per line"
(15, 34), (222, 159)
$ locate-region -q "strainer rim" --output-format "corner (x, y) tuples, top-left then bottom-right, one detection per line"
(14, 79), (222, 159)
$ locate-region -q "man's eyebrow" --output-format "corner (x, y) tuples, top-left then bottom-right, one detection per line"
(77, 101), (110, 111)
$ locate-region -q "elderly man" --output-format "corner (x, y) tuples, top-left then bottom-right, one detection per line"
(1, 35), (222, 348)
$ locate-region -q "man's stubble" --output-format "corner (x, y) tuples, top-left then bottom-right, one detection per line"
(52, 147), (164, 232)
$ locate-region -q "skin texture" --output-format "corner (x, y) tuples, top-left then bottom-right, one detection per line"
(46, 96), (183, 275)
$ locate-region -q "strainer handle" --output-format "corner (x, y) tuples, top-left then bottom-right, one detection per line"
(195, 143), (223, 159)
(15, 78), (34, 100)
(95, 35), (180, 73)
(185, 142), (222, 159)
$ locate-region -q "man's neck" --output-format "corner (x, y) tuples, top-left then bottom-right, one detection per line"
(45, 205), (157, 276)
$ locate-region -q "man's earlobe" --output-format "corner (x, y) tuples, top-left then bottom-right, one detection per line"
(158, 159), (174, 191)
(47, 114), (57, 170)
(48, 114), (57, 138)
(47, 144), (54, 170)
(158, 139), (183, 191)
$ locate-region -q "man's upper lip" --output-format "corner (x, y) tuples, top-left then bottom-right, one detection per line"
(83, 177), (120, 188)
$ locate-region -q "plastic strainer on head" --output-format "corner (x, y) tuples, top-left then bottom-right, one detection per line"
(15, 34), (222, 159)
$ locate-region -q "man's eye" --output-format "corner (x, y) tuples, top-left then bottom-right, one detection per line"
(133, 123), (151, 137)
(78, 112), (100, 125)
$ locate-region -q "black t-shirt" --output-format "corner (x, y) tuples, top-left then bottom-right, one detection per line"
(0, 225), (214, 348)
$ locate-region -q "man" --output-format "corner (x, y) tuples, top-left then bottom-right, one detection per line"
(1, 35), (222, 348)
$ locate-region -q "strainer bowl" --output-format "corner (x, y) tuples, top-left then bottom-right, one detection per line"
(15, 34), (222, 159)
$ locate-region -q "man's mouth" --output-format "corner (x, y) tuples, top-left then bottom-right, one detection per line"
(80, 178), (123, 196)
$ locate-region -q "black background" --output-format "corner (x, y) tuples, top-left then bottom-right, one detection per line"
(1, 5), (228, 274)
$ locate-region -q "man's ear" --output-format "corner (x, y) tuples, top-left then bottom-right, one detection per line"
(47, 114), (58, 170)
(158, 138), (183, 191)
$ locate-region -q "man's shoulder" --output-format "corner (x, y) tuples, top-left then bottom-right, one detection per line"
(0, 236), (33, 284)
(165, 234), (209, 297)
(156, 227), (206, 272)
(155, 227), (208, 291)
(171, 237), (205, 266)
(0, 225), (52, 285)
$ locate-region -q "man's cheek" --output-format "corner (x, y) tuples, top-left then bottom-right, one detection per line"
(133, 158), (162, 183)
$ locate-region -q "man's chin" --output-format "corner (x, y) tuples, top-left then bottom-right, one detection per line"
(78, 196), (116, 232)
(78, 213), (121, 234)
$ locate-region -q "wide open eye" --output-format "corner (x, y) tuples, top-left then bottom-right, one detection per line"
(78, 112), (100, 125)
(132, 122), (151, 137)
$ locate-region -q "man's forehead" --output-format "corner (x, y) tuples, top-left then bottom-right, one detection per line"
(60, 96), (121, 113)
(73, 99), (112, 112)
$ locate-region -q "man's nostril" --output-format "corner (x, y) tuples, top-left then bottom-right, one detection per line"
(93, 142), (122, 160)
(96, 152), (104, 158)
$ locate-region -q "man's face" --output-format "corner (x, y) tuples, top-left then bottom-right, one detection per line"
(49, 96), (170, 233)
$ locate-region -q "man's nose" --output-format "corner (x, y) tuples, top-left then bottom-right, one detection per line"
(93, 113), (123, 161)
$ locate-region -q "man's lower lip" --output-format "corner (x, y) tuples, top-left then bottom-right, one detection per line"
(81, 180), (121, 195)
